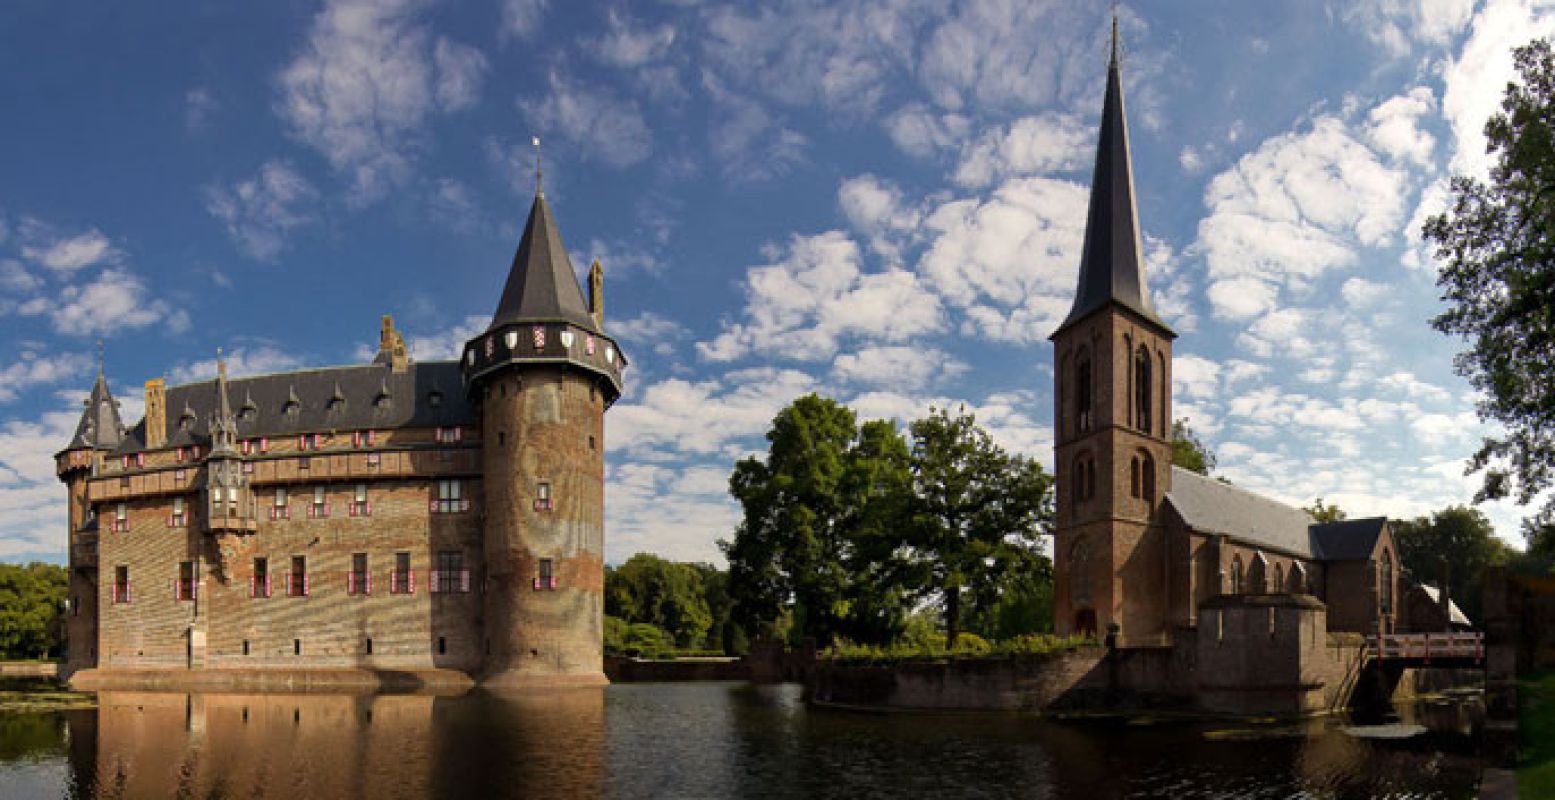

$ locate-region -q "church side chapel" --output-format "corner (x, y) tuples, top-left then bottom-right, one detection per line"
(1049, 24), (1460, 650)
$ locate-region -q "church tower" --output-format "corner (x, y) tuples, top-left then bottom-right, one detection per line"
(1050, 21), (1175, 647)
(463, 186), (625, 686)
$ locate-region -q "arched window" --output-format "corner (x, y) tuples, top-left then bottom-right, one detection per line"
(1250, 552), (1268, 594)
(1141, 452), (1155, 503)
(1230, 555), (1244, 594)
(1290, 562), (1307, 594)
(1071, 537), (1092, 605)
(1086, 459), (1097, 500)
(1130, 457), (1141, 498)
(1076, 351), (1094, 433)
(1379, 550), (1394, 615)
(1134, 346), (1152, 433)
(1071, 455), (1085, 507)
(1274, 563), (1284, 594)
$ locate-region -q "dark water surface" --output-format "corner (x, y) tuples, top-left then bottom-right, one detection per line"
(0, 682), (1485, 799)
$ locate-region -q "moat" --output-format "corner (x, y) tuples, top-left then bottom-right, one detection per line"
(0, 682), (1488, 798)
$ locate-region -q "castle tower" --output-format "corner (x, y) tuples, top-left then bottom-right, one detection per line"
(54, 362), (125, 674)
(463, 187), (625, 686)
(1050, 21), (1176, 647)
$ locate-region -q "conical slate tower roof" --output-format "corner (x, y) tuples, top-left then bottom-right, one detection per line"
(1051, 21), (1173, 340)
(489, 191), (600, 334)
(68, 370), (124, 451)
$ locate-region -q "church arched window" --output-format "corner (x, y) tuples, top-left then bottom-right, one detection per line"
(1076, 350), (1094, 433)
(1290, 562), (1307, 594)
(1071, 455), (1086, 507)
(1141, 451), (1155, 504)
(1130, 457), (1140, 498)
(1134, 346), (1152, 433)
(1086, 459), (1097, 501)
(1274, 563), (1285, 594)
(1230, 555), (1244, 594)
(1071, 537), (1092, 605)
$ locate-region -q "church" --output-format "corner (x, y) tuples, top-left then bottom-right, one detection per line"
(1049, 26), (1460, 649)
(55, 184), (626, 687)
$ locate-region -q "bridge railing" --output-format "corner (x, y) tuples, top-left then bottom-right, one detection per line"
(1366, 632), (1483, 663)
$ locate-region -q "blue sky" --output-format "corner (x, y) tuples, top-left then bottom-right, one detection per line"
(0, 0), (1549, 564)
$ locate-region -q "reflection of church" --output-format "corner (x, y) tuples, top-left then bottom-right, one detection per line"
(1050, 27), (1454, 649)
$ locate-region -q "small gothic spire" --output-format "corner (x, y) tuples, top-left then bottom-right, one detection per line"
(210, 348), (239, 456)
(532, 135), (543, 197)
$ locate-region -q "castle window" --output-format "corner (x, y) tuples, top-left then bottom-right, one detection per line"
(535, 482), (553, 512)
(433, 480), (466, 514)
(536, 558), (556, 590)
(1130, 458), (1140, 498)
(243, 640), (250, 656)
(175, 469), (186, 482)
(71, 597), (79, 617)
(271, 488), (289, 521)
(365, 638), (373, 655)
(176, 447), (187, 463)
(113, 566), (131, 604)
(1230, 555), (1244, 594)
(175, 561), (196, 601)
(349, 553), (370, 596)
(436, 426), (462, 444)
(294, 639), (302, 656)
(349, 484), (371, 517)
(309, 486), (329, 519)
(1134, 346), (1152, 434)
(351, 430), (378, 448)
(392, 552), (413, 594)
(1076, 352), (1094, 433)
(433, 550), (467, 593)
(438, 636), (447, 655)
(169, 497), (187, 528)
(589, 435), (596, 451)
(299, 433), (319, 451)
(288, 556), (308, 597)
(1141, 453), (1155, 504)
(252, 558), (270, 599)
(113, 503), (128, 533)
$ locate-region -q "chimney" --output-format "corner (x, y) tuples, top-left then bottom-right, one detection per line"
(379, 315), (409, 373)
(144, 379), (167, 449)
(588, 259), (604, 329)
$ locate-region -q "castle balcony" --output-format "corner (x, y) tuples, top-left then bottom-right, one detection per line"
(206, 514), (258, 535)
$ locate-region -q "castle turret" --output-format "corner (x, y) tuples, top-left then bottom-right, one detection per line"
(1050, 20), (1176, 647)
(463, 187), (625, 686)
(55, 361), (125, 674)
(205, 353), (256, 540)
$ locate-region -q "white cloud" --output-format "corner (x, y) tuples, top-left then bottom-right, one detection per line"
(0, 350), (93, 403)
(205, 160), (319, 261)
(1411, 410), (1480, 445)
(884, 104), (971, 158)
(525, 72), (652, 168)
(168, 346), (309, 386)
(1195, 116), (1409, 320)
(18, 268), (190, 337)
(953, 113), (1090, 188)
(703, 75), (808, 181)
(610, 368), (818, 459)
(276, 0), (487, 201)
(1345, 0), (1477, 57)
(837, 174), (920, 261)
(1236, 307), (1311, 359)
(0, 259), (41, 293)
(831, 345), (966, 390)
(1172, 354), (1222, 401)
(18, 221), (120, 275)
(400, 315), (490, 362)
(1440, 0), (1555, 179)
(609, 312), (689, 358)
(917, 176), (1089, 342)
(607, 461), (740, 563)
(500, 0), (548, 41)
(1340, 277), (1389, 307)
(698, 231), (944, 362)
(0, 408), (81, 559)
(1366, 87), (1437, 167)
(917, 0), (1097, 112)
(580, 239), (661, 277)
(591, 10), (676, 68)
(185, 87), (218, 131)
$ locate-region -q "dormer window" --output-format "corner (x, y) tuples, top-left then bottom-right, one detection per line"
(283, 399), (300, 417)
(428, 391), (443, 409)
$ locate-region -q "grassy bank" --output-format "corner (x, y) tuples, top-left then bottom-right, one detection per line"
(826, 634), (1094, 666)
(1521, 671), (1555, 798)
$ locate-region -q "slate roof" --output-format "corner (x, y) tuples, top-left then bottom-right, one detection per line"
(489, 191), (601, 335)
(67, 371), (124, 451)
(1309, 518), (1388, 561)
(1416, 584), (1473, 626)
(112, 361), (474, 454)
(1165, 466), (1316, 557)
(1051, 19), (1172, 340)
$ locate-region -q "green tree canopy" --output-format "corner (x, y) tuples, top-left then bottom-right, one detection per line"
(1305, 498), (1348, 524)
(1423, 37), (1555, 533)
(604, 554), (714, 648)
(903, 407), (1054, 648)
(1170, 418), (1218, 476)
(1392, 506), (1511, 622)
(0, 563), (67, 660)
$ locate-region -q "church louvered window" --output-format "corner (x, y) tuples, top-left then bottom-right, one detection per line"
(1076, 352), (1094, 434)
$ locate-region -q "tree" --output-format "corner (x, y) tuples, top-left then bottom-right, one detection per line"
(605, 554), (715, 649)
(722, 395), (908, 647)
(0, 563), (67, 660)
(903, 407), (1054, 648)
(1305, 498), (1348, 523)
(1392, 506), (1512, 622)
(1170, 418), (1218, 475)
(1423, 38), (1555, 530)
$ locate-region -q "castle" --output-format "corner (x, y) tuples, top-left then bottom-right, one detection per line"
(54, 186), (625, 686)
(1049, 25), (1464, 651)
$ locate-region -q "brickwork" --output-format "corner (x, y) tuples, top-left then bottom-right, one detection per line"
(479, 367), (607, 684)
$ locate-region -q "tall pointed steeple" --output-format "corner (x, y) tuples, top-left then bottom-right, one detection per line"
(68, 361), (124, 451)
(488, 191), (600, 334)
(1051, 17), (1173, 340)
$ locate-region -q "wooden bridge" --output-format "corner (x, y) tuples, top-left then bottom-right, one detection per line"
(1365, 632), (1484, 669)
